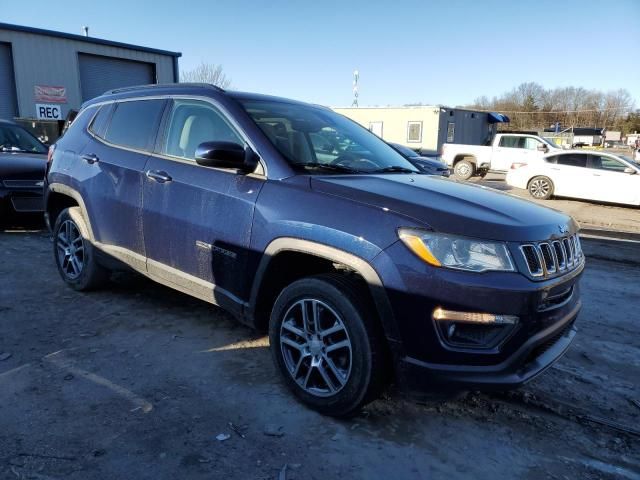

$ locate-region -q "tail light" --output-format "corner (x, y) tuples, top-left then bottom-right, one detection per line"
(510, 162), (527, 170)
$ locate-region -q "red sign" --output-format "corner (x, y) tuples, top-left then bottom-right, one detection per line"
(34, 85), (67, 103)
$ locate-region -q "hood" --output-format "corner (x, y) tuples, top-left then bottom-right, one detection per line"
(0, 152), (47, 180)
(411, 156), (447, 168)
(310, 174), (576, 242)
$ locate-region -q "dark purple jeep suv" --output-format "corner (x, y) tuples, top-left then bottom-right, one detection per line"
(45, 84), (583, 416)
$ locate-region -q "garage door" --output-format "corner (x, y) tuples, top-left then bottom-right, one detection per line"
(79, 53), (155, 102)
(0, 43), (17, 120)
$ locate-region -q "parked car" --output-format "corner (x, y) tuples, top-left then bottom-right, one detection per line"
(46, 84), (584, 416)
(0, 119), (48, 219)
(388, 143), (450, 176)
(604, 140), (627, 149)
(506, 150), (640, 206)
(441, 133), (560, 180)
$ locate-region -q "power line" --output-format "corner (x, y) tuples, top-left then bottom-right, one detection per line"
(471, 106), (634, 114)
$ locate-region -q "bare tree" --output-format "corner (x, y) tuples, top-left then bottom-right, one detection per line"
(466, 83), (635, 133)
(180, 62), (231, 89)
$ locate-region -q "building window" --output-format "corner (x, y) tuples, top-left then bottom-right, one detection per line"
(407, 121), (422, 143)
(447, 122), (455, 142)
(369, 121), (383, 138)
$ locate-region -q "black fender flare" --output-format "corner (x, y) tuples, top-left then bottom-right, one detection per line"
(46, 183), (95, 241)
(248, 237), (400, 342)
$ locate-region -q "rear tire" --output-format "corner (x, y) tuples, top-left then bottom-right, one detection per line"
(528, 176), (554, 200)
(269, 274), (388, 417)
(53, 207), (109, 291)
(454, 160), (475, 180)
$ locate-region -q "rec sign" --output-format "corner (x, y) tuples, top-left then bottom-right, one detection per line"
(35, 104), (63, 120)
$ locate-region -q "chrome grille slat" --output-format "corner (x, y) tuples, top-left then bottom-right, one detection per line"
(539, 243), (556, 274)
(520, 234), (582, 278)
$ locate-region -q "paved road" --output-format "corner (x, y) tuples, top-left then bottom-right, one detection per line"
(1, 226), (639, 479)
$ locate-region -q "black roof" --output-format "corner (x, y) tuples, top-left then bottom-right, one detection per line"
(0, 22), (181, 58)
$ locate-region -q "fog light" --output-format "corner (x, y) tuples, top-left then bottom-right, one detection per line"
(433, 307), (518, 325)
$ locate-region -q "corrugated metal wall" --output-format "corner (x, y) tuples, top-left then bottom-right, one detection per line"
(0, 28), (176, 119)
(0, 42), (17, 119)
(79, 53), (154, 101)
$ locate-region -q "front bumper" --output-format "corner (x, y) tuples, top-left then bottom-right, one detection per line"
(373, 240), (583, 392)
(397, 299), (578, 390)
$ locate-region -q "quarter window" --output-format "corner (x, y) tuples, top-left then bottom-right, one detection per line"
(163, 100), (243, 160)
(88, 104), (113, 138)
(104, 100), (165, 150)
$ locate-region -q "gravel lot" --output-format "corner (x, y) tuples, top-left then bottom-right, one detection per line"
(1, 218), (639, 480)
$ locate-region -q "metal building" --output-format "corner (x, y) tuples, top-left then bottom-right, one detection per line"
(0, 22), (180, 138)
(333, 106), (509, 153)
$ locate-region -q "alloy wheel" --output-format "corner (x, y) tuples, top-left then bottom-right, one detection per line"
(279, 298), (353, 397)
(530, 179), (550, 198)
(56, 219), (85, 279)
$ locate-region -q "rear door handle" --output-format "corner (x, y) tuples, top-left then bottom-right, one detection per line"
(146, 170), (172, 183)
(81, 153), (99, 164)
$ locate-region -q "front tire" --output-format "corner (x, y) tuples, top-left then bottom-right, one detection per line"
(454, 160), (475, 180)
(269, 274), (387, 417)
(528, 176), (554, 200)
(53, 207), (109, 291)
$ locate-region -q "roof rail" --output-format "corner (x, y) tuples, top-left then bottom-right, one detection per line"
(103, 83), (225, 96)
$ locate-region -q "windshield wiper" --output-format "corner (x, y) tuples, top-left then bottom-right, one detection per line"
(294, 162), (364, 173)
(372, 166), (418, 174)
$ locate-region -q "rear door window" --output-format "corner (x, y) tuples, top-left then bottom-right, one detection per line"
(556, 154), (587, 168)
(499, 136), (525, 148)
(104, 99), (166, 151)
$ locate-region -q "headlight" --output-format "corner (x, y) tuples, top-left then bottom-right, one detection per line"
(398, 228), (515, 272)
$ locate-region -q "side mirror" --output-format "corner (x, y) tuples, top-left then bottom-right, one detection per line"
(537, 144), (548, 152)
(624, 167), (636, 175)
(195, 141), (258, 173)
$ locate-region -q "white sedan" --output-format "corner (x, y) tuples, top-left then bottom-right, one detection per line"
(506, 150), (640, 206)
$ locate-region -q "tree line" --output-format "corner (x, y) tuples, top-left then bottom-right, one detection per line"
(465, 82), (640, 134)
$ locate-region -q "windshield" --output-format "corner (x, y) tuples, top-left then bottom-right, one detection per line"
(619, 155), (639, 166)
(541, 137), (560, 149)
(238, 99), (419, 174)
(0, 125), (47, 154)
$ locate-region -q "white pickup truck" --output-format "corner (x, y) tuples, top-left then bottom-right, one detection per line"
(441, 133), (560, 180)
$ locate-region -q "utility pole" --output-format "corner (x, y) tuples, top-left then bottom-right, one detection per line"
(352, 70), (359, 107)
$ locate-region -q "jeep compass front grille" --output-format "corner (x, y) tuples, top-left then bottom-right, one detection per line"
(519, 234), (583, 279)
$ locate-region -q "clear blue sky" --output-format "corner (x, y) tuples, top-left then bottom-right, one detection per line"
(3, 0), (639, 107)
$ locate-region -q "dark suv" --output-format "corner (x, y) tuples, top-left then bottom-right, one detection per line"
(45, 84), (583, 416)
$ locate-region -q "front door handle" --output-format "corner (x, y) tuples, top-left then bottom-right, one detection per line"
(81, 153), (99, 164)
(146, 170), (173, 183)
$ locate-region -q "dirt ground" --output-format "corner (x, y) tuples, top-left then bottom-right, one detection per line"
(1, 218), (639, 480)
